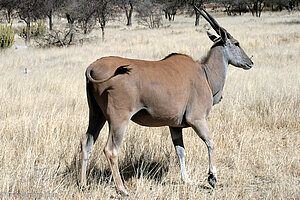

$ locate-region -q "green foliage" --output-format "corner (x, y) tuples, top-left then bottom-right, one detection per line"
(18, 21), (46, 39)
(0, 23), (15, 49)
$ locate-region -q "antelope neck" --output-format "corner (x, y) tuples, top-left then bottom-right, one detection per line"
(202, 47), (228, 105)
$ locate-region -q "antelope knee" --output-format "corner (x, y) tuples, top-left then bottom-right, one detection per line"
(82, 134), (94, 158)
(206, 141), (214, 150)
(175, 145), (185, 158)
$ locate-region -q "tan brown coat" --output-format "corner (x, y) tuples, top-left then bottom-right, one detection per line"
(79, 7), (253, 196)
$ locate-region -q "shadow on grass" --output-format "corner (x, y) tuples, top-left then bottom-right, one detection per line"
(120, 155), (169, 183)
(60, 151), (170, 189)
(272, 20), (300, 25)
(59, 150), (213, 196)
(161, 180), (213, 192)
(284, 20), (300, 25)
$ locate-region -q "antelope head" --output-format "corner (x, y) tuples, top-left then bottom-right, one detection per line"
(195, 6), (254, 70)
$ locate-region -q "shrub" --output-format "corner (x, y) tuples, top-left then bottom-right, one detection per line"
(18, 21), (46, 39)
(135, 0), (163, 29)
(0, 23), (15, 49)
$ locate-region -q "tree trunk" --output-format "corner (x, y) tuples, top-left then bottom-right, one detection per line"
(26, 21), (31, 44)
(83, 20), (88, 34)
(67, 33), (73, 45)
(164, 10), (168, 19)
(168, 13), (172, 21)
(84, 26), (87, 34)
(289, 1), (293, 11)
(125, 2), (133, 26)
(295, 0), (299, 10)
(254, 3), (258, 17)
(226, 6), (231, 16)
(258, 2), (264, 17)
(99, 18), (105, 41)
(48, 10), (53, 30)
(238, 5), (242, 15)
(66, 13), (74, 24)
(7, 8), (12, 23)
(247, 2), (255, 16)
(101, 26), (105, 41)
(194, 8), (200, 26)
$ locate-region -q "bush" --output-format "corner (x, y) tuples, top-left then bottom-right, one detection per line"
(135, 0), (163, 29)
(0, 23), (15, 49)
(35, 25), (78, 48)
(18, 21), (46, 39)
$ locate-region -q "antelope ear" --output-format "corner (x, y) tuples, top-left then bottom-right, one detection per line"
(219, 27), (228, 42)
(206, 30), (218, 42)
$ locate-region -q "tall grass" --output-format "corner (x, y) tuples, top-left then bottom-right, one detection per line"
(0, 11), (299, 199)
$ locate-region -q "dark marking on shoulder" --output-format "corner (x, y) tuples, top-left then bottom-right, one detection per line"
(197, 67), (203, 74)
(160, 53), (190, 61)
(150, 81), (161, 86)
(126, 82), (136, 87)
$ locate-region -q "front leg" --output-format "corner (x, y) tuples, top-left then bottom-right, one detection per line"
(188, 119), (217, 188)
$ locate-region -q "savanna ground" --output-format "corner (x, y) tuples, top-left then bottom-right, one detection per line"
(0, 10), (299, 199)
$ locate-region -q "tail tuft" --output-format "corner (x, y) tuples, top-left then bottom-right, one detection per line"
(114, 65), (131, 76)
(86, 65), (131, 84)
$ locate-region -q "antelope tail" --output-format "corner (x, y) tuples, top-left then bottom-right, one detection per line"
(86, 65), (131, 84)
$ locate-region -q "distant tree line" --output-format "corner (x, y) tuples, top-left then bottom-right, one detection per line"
(213, 0), (299, 17)
(0, 0), (298, 45)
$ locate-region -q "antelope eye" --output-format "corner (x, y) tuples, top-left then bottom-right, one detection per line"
(234, 42), (240, 47)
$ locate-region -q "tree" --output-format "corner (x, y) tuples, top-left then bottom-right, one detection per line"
(159, 0), (185, 21)
(217, 0), (234, 15)
(62, 0), (96, 34)
(61, 0), (117, 40)
(234, 0), (247, 15)
(245, 0), (265, 17)
(214, 0), (246, 16)
(270, 0), (298, 11)
(286, 0), (298, 10)
(115, 0), (137, 26)
(76, 0), (97, 34)
(63, 0), (78, 25)
(0, 0), (18, 23)
(17, 0), (46, 43)
(43, 0), (63, 30)
(94, 0), (117, 40)
(188, 0), (208, 26)
(135, 0), (163, 28)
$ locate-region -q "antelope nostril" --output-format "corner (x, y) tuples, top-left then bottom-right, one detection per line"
(250, 56), (254, 65)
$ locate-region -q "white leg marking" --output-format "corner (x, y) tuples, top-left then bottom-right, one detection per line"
(211, 166), (217, 175)
(175, 146), (191, 183)
(80, 134), (94, 185)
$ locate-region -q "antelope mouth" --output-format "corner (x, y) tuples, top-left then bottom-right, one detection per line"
(243, 63), (253, 70)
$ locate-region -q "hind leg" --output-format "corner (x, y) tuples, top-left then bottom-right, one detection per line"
(103, 113), (130, 196)
(80, 82), (106, 187)
(169, 127), (191, 183)
(80, 109), (106, 187)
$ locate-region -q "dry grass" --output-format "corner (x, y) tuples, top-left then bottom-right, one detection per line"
(0, 11), (299, 199)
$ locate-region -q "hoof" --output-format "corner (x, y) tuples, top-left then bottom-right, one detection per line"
(208, 173), (217, 188)
(116, 188), (129, 196)
(183, 178), (193, 185)
(78, 181), (87, 190)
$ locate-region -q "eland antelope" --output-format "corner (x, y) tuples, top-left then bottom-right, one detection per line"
(80, 7), (253, 195)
